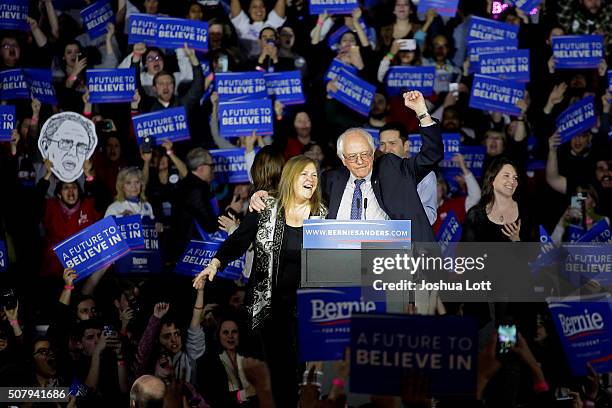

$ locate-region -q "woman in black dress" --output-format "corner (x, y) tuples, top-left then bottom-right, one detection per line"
(193, 155), (326, 407)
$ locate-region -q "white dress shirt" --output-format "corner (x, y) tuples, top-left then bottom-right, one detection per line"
(336, 171), (388, 220)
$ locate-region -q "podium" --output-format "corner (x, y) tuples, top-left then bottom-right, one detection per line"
(300, 220), (438, 314)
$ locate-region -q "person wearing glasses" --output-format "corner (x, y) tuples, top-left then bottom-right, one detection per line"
(171, 148), (219, 260)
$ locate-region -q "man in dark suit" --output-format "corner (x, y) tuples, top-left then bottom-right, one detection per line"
(322, 91), (443, 242)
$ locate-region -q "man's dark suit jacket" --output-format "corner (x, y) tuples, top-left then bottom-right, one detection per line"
(322, 122), (443, 242)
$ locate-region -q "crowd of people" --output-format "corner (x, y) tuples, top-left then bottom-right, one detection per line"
(0, 0), (611, 406)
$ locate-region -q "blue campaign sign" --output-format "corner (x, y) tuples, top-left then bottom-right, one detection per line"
(350, 314), (478, 396)
(385, 66), (435, 97)
(53, 216), (130, 281)
(298, 287), (386, 362)
(325, 59), (358, 82)
(80, 0), (114, 39)
(175, 240), (245, 280)
(409, 133), (460, 161)
(507, 0), (542, 12)
(133, 107), (190, 144)
(436, 210), (461, 257)
(576, 219), (612, 244)
(326, 20), (375, 52)
(548, 295), (612, 376)
(0, 105), (16, 141)
(552, 35), (604, 69)
(309, 0), (358, 15)
(469, 74), (524, 116)
(303, 220), (411, 249)
(0, 69), (29, 100)
(567, 225), (585, 243)
(478, 49), (530, 82)
(218, 99), (274, 138)
(467, 39), (518, 74)
(114, 214), (145, 250)
(417, 0), (459, 17)
(210, 148), (250, 184)
(264, 71), (305, 105)
(156, 17), (208, 51)
(556, 95), (596, 144)
(128, 14), (158, 45)
(0, 0), (29, 31)
(23, 69), (57, 105)
(467, 16), (519, 42)
(439, 145), (486, 178)
(329, 68), (376, 117)
(563, 244), (612, 286)
(87, 69), (136, 103)
(364, 128), (380, 148)
(115, 217), (162, 274)
(0, 240), (7, 272)
(215, 71), (267, 102)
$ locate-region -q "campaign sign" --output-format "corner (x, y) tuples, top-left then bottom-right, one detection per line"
(303, 220), (411, 249)
(576, 219), (612, 244)
(364, 128), (380, 148)
(478, 49), (530, 82)
(467, 16), (519, 42)
(0, 240), (7, 272)
(325, 59), (358, 82)
(210, 148), (250, 184)
(467, 39), (518, 74)
(326, 20), (375, 52)
(133, 107), (190, 144)
(350, 314), (478, 396)
(156, 18), (208, 51)
(329, 68), (376, 117)
(552, 35), (604, 69)
(417, 0), (459, 17)
(556, 96), (596, 144)
(298, 287), (386, 361)
(436, 210), (461, 257)
(385, 66), (436, 97)
(23, 69), (57, 105)
(215, 71), (267, 102)
(508, 0), (542, 13)
(115, 217), (162, 274)
(114, 215), (145, 250)
(218, 99), (274, 138)
(469, 74), (524, 116)
(0, 69), (29, 100)
(80, 0), (114, 39)
(409, 133), (460, 161)
(439, 145), (486, 177)
(264, 71), (304, 105)
(567, 225), (585, 243)
(563, 244), (612, 286)
(309, 0), (358, 15)
(548, 295), (612, 376)
(87, 69), (136, 103)
(53, 216), (130, 281)
(0, 0), (29, 31)
(127, 14), (158, 45)
(175, 240), (245, 280)
(0, 105), (16, 141)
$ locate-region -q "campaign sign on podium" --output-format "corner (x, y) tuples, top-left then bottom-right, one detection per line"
(303, 220), (411, 250)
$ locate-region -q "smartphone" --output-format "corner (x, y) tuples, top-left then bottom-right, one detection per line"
(569, 193), (585, 224)
(555, 387), (573, 401)
(103, 325), (117, 337)
(449, 82), (459, 97)
(218, 54), (228, 73)
(141, 136), (153, 153)
(398, 39), (417, 51)
(0, 289), (17, 310)
(100, 119), (114, 132)
(496, 324), (517, 356)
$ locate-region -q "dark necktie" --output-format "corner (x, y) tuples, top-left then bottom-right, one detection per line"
(350, 179), (365, 220)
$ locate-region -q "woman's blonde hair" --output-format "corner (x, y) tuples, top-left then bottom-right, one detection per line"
(277, 155), (322, 216)
(115, 166), (147, 202)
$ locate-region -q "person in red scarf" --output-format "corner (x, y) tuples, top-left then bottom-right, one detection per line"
(37, 159), (106, 279)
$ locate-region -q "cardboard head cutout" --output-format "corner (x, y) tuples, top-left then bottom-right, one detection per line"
(38, 112), (98, 182)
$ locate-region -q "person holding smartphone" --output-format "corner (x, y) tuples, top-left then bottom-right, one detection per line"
(252, 27), (294, 72)
(551, 185), (608, 243)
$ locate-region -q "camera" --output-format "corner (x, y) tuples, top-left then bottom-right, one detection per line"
(0, 288), (17, 310)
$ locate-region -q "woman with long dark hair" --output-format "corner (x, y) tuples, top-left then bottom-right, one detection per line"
(461, 157), (536, 242)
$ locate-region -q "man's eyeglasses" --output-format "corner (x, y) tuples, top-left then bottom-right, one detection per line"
(33, 348), (54, 357)
(344, 151), (373, 163)
(146, 55), (162, 62)
(2, 44), (18, 50)
(50, 139), (89, 155)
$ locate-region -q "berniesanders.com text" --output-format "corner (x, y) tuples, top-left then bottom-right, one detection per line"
(372, 254), (487, 275)
(303, 229), (410, 237)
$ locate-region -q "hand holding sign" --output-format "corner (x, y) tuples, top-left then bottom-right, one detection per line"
(63, 268), (78, 285)
(193, 258), (220, 288)
(548, 132), (561, 151)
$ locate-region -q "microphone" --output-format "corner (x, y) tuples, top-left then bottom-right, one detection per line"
(363, 198), (368, 220)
